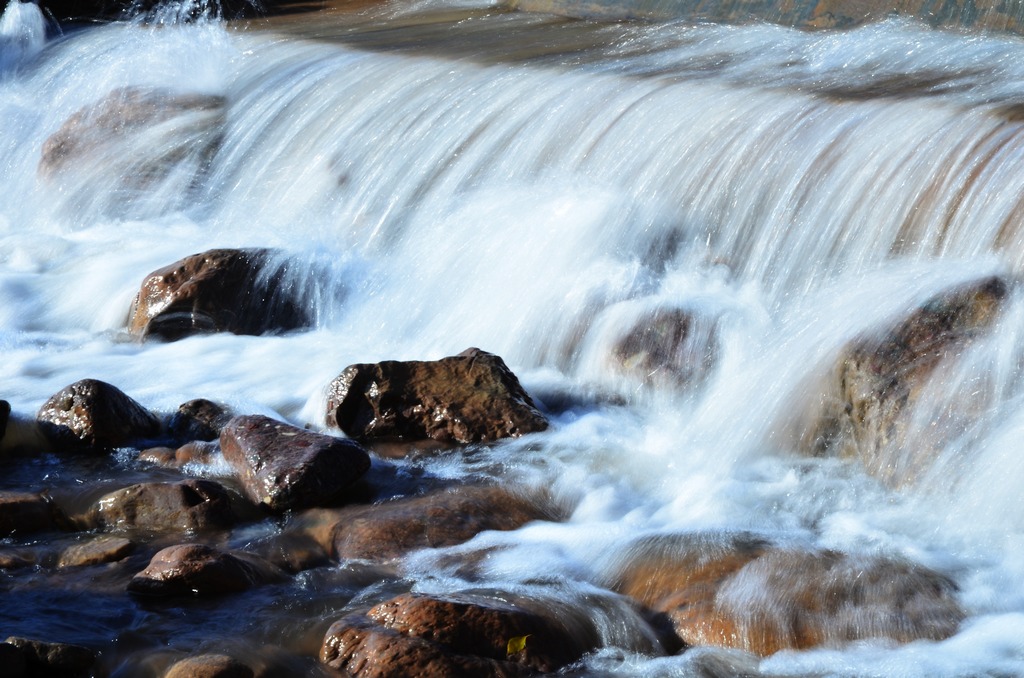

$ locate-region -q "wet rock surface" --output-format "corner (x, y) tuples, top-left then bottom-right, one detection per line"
(220, 414), (371, 513)
(168, 399), (236, 444)
(162, 653), (255, 678)
(128, 248), (310, 340)
(804, 276), (1008, 486)
(36, 378), (161, 452)
(325, 348), (548, 444)
(92, 479), (237, 533)
(0, 491), (61, 537)
(4, 636), (96, 677)
(127, 543), (284, 597)
(611, 307), (718, 389)
(57, 535), (135, 568)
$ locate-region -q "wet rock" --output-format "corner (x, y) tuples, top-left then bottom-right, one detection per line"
(321, 591), (597, 677)
(127, 248), (309, 341)
(140, 441), (220, 469)
(220, 414), (371, 513)
(39, 86), (224, 180)
(0, 642), (27, 677)
(92, 479), (235, 533)
(326, 485), (560, 562)
(609, 533), (963, 656)
(168, 399), (235, 443)
(326, 348), (548, 444)
(0, 491), (60, 537)
(163, 654), (254, 678)
(611, 307), (718, 389)
(127, 543), (284, 597)
(0, 549), (36, 570)
(803, 276), (1008, 486)
(37, 378), (161, 452)
(4, 637), (96, 677)
(57, 536), (135, 568)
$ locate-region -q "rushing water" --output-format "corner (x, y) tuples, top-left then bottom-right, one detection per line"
(6, 0), (1024, 674)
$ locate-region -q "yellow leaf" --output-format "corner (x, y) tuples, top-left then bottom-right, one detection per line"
(506, 634), (531, 656)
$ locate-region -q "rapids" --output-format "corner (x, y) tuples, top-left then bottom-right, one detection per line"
(4, 0), (1024, 674)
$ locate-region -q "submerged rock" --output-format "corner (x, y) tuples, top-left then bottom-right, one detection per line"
(220, 414), (371, 513)
(324, 485), (560, 562)
(325, 348), (548, 444)
(4, 636), (96, 678)
(611, 307), (718, 390)
(802, 276), (1008, 486)
(321, 591), (599, 676)
(610, 532), (964, 656)
(37, 378), (161, 452)
(127, 248), (309, 340)
(163, 653), (255, 678)
(128, 543), (284, 597)
(0, 491), (62, 537)
(92, 479), (236, 533)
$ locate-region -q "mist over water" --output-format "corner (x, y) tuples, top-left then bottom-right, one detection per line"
(6, 0), (1024, 673)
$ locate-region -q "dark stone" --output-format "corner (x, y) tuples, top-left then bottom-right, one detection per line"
(92, 479), (235, 533)
(167, 399), (234, 443)
(612, 307), (718, 389)
(326, 348), (548, 444)
(4, 637), (95, 677)
(326, 485), (560, 562)
(163, 654), (254, 678)
(127, 544), (284, 597)
(220, 414), (370, 513)
(127, 248), (310, 340)
(0, 492), (59, 537)
(0, 642), (27, 678)
(36, 378), (161, 452)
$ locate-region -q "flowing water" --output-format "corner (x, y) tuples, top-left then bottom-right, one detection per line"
(5, 0), (1024, 674)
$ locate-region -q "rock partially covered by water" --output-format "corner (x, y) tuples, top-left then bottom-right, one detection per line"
(127, 544), (284, 597)
(611, 533), (963, 656)
(58, 535), (135, 568)
(326, 348), (548, 444)
(37, 378), (161, 452)
(167, 399), (235, 444)
(804, 276), (1008, 486)
(611, 307), (718, 390)
(220, 415), (371, 513)
(4, 636), (96, 678)
(92, 479), (236, 533)
(128, 248), (310, 340)
(163, 654), (255, 678)
(39, 86), (224, 179)
(321, 591), (598, 676)
(325, 485), (559, 562)
(0, 491), (61, 537)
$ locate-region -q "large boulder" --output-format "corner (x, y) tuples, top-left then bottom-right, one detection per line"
(36, 379), (161, 452)
(609, 533), (964, 656)
(321, 592), (599, 676)
(325, 348), (548, 444)
(127, 248), (309, 340)
(127, 544), (284, 597)
(802, 276), (1008, 486)
(220, 415), (371, 513)
(325, 485), (560, 562)
(92, 479), (236, 533)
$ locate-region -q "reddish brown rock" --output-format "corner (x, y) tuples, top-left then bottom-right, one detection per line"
(36, 379), (161, 452)
(609, 533), (963, 656)
(127, 544), (284, 597)
(167, 399), (235, 443)
(326, 485), (560, 562)
(0, 491), (60, 537)
(803, 276), (1008, 486)
(127, 248), (309, 340)
(326, 348), (548, 444)
(220, 414), (370, 513)
(163, 654), (254, 678)
(321, 592), (598, 677)
(58, 536), (135, 568)
(4, 637), (96, 677)
(611, 307), (718, 389)
(92, 479), (235, 533)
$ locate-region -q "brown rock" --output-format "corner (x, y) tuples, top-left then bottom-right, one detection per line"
(326, 348), (548, 444)
(163, 654), (254, 678)
(58, 536), (135, 568)
(0, 492), (59, 537)
(220, 414), (370, 513)
(609, 533), (963, 656)
(327, 485), (559, 562)
(37, 379), (161, 452)
(127, 543), (283, 597)
(39, 86), (224, 182)
(803, 276), (1008, 486)
(4, 637), (95, 677)
(612, 307), (718, 389)
(93, 479), (235, 533)
(127, 248), (309, 340)
(168, 399), (234, 443)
